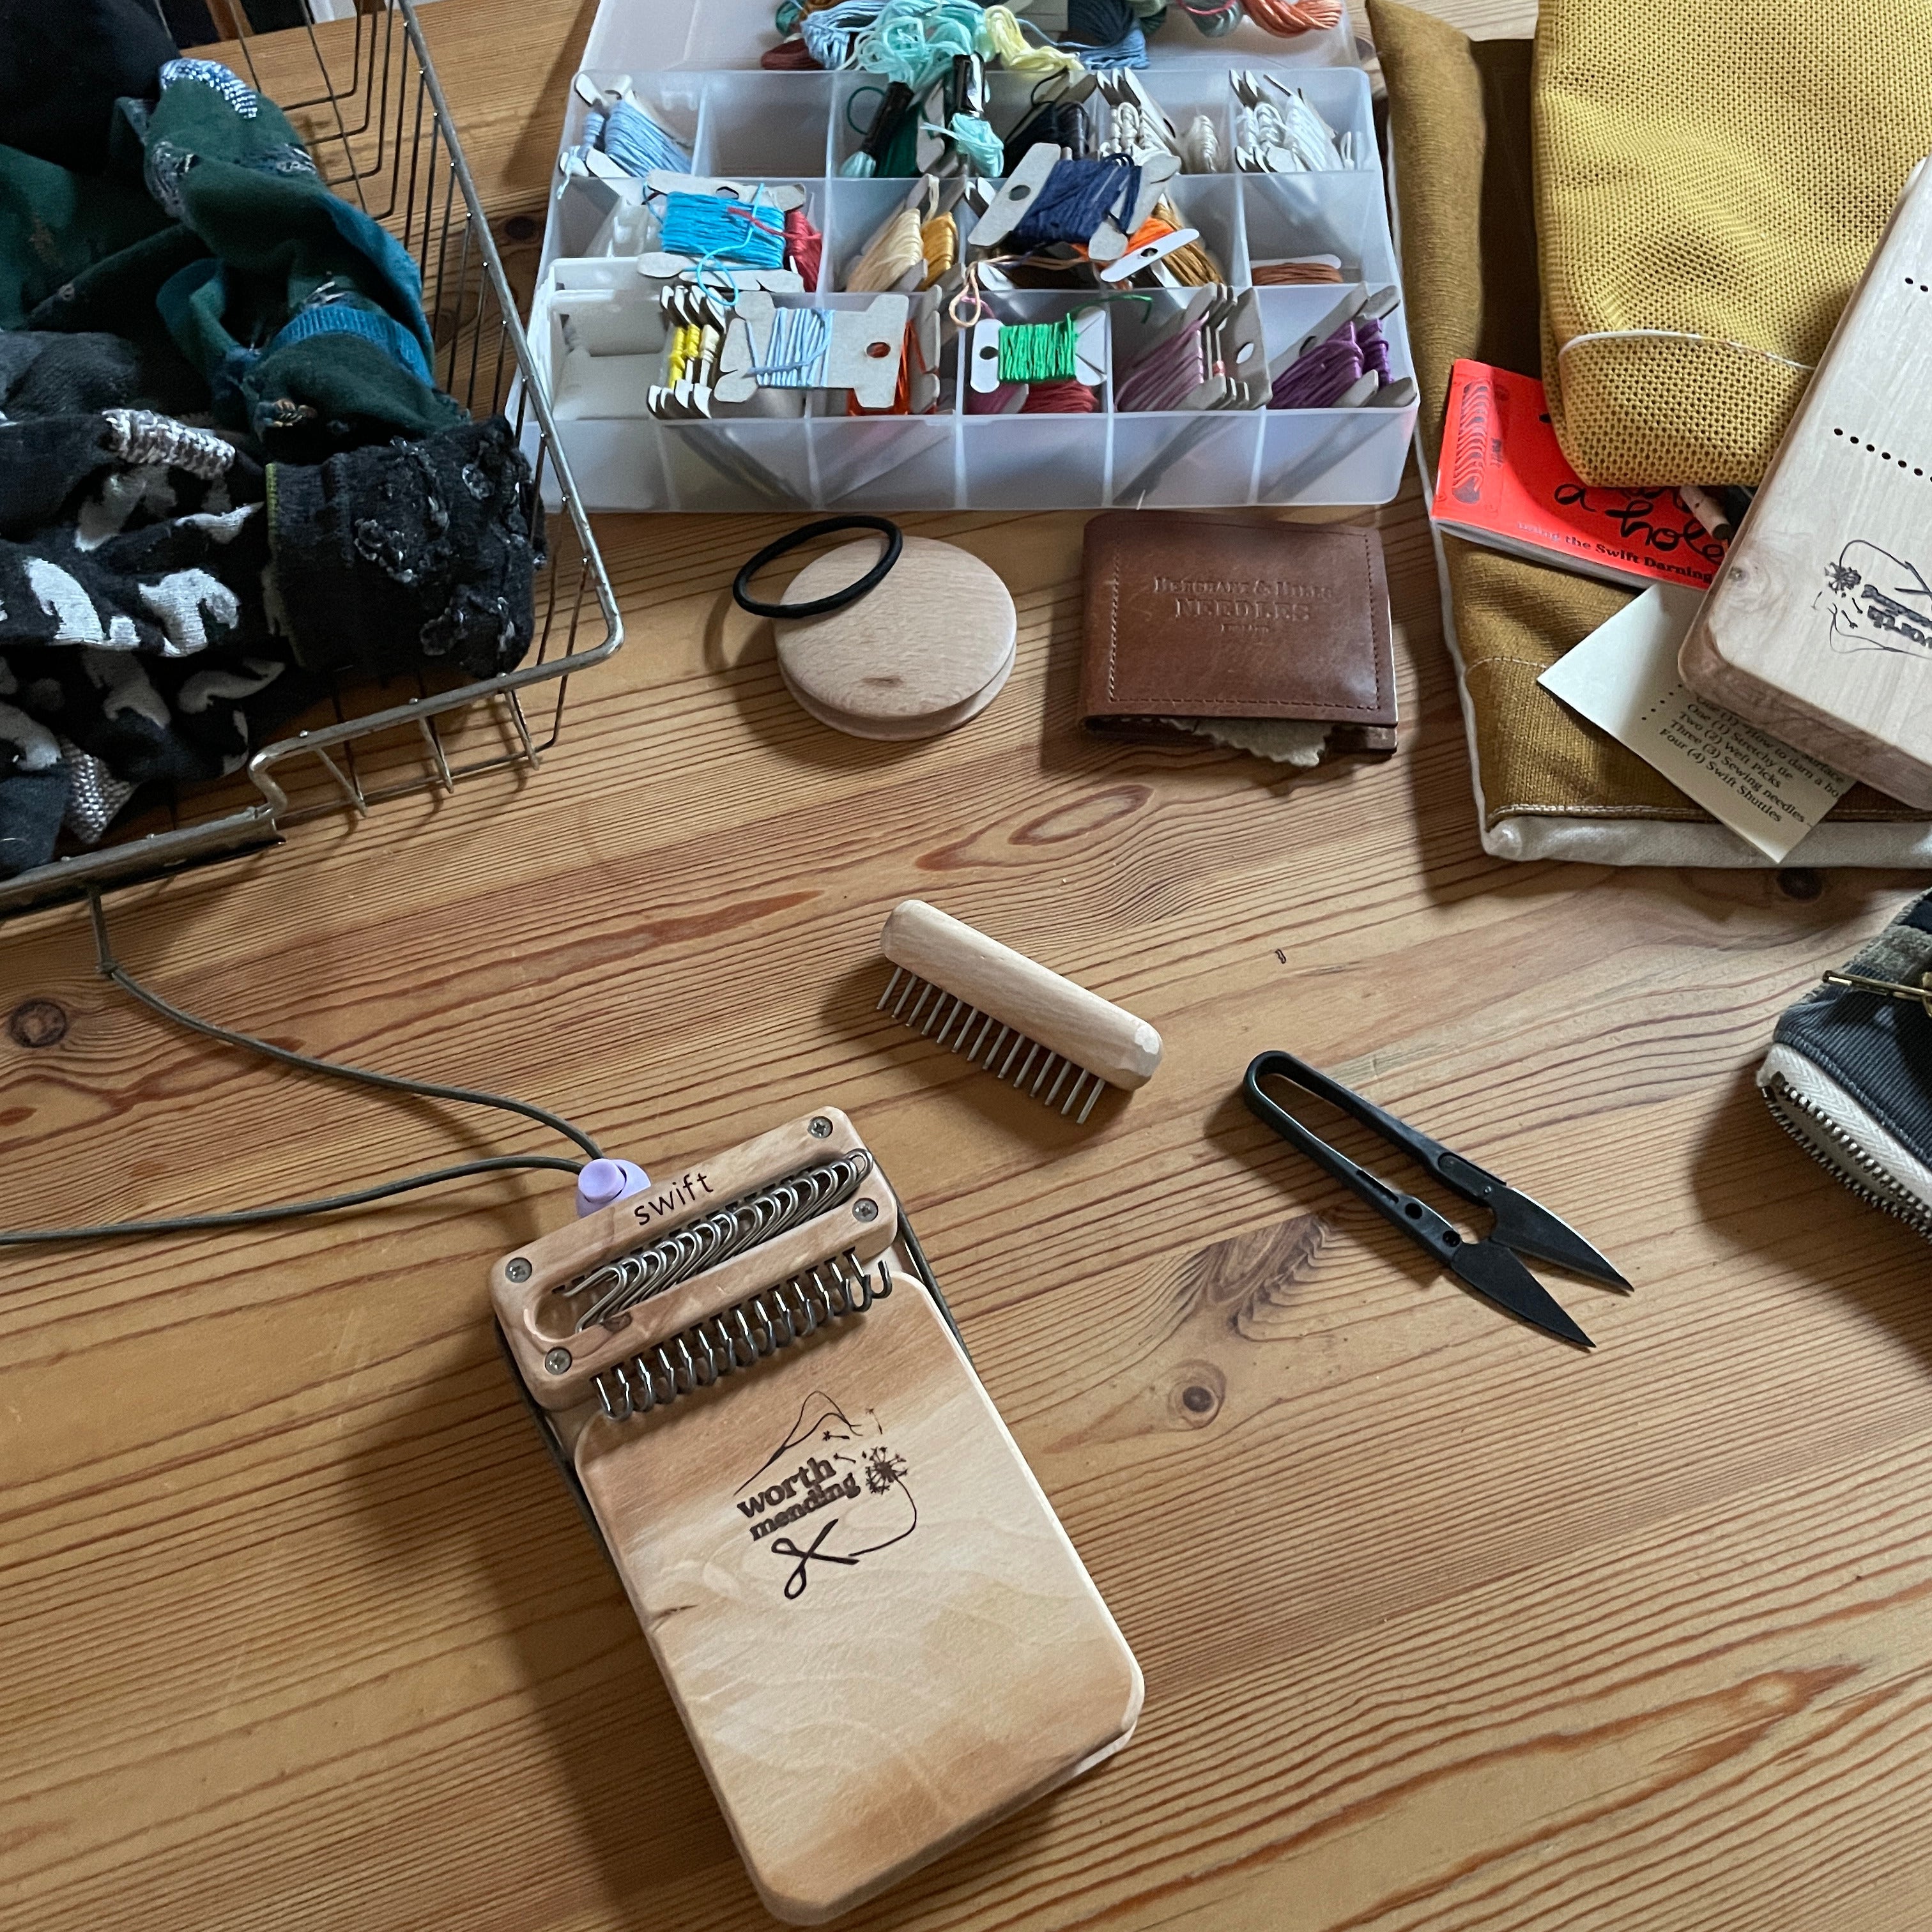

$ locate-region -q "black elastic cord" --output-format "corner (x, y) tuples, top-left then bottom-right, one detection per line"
(0, 894), (604, 1246)
(732, 515), (903, 620)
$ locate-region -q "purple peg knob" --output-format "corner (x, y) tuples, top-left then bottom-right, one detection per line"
(575, 1158), (651, 1218)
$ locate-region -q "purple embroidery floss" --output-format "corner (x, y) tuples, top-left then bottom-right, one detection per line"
(1269, 314), (1388, 408)
(1356, 313), (1390, 383)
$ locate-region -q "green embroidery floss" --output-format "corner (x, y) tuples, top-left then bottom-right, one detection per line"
(998, 316), (1080, 385)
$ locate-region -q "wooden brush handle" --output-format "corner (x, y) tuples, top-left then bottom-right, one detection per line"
(880, 900), (1162, 1090)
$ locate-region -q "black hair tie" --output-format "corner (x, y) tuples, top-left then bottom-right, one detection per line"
(731, 516), (905, 620)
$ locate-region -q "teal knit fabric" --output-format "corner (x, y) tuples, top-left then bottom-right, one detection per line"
(134, 57), (459, 453)
(3, 56), (461, 454)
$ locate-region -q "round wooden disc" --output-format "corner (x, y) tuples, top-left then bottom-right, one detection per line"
(771, 536), (1017, 740)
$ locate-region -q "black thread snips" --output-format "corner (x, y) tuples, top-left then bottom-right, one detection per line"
(1243, 1050), (1628, 1349)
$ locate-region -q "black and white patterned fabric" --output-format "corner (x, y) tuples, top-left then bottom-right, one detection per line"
(0, 399), (540, 877)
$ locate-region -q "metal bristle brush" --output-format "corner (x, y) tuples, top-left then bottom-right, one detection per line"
(877, 899), (1162, 1123)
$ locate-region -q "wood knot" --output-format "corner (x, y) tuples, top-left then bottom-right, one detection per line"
(1170, 1363), (1225, 1428)
(7, 999), (69, 1049)
(1777, 868), (1823, 901)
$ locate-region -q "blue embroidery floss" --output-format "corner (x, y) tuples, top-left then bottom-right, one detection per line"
(945, 113), (1004, 176)
(659, 193), (789, 270)
(1071, 26), (1148, 70)
(746, 307), (834, 387)
(801, 0), (892, 70)
(1006, 156), (1141, 252)
(588, 98), (693, 177)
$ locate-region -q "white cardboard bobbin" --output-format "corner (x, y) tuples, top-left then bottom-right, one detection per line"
(772, 536), (1017, 741)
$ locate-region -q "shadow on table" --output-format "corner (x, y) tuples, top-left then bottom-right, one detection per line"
(1689, 1061), (1932, 1372)
(337, 1351), (744, 1928)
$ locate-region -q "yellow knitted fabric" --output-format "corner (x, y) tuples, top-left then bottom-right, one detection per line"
(1534, 0), (1932, 486)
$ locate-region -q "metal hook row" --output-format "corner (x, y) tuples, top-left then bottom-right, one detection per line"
(592, 1250), (892, 1423)
(568, 1151), (875, 1333)
(878, 967), (1105, 1123)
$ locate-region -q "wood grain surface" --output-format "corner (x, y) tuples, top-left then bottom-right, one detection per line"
(774, 538), (1017, 740)
(574, 1221), (1142, 1926)
(11, 2), (1932, 1930)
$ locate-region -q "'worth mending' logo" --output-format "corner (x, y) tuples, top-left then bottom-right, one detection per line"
(732, 1392), (917, 1600)
(1820, 540), (1932, 659)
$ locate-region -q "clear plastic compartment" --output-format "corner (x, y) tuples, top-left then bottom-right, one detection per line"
(1099, 70), (1239, 172)
(829, 72), (905, 177)
(1254, 67), (1375, 170)
(694, 70), (838, 176)
(824, 176), (928, 290)
(537, 26), (1416, 512)
(962, 410), (1111, 509)
(575, 69), (705, 163)
(1241, 170), (1396, 283)
(1155, 174), (1248, 286)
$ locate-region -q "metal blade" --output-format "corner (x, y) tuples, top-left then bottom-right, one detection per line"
(1485, 1189), (1629, 1290)
(1450, 1239), (1594, 1349)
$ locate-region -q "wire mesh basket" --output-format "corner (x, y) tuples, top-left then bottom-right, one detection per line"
(0, 0), (622, 922)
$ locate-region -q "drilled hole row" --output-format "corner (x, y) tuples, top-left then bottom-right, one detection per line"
(1834, 427), (1926, 477)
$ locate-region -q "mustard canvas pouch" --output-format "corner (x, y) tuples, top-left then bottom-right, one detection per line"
(1372, 0), (1932, 862)
(1533, 0), (1932, 486)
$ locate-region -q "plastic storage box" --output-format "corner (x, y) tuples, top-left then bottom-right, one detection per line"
(531, 0), (1415, 513)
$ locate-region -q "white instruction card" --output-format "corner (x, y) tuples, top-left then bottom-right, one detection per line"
(1538, 584), (1853, 862)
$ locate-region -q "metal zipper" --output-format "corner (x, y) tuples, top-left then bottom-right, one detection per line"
(1762, 1073), (1932, 1242)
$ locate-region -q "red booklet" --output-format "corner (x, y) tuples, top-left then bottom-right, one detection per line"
(1430, 359), (1724, 592)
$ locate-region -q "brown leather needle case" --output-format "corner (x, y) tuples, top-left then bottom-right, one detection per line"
(1080, 512), (1396, 758)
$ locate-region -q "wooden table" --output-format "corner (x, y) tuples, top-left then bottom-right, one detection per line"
(7, 4), (1932, 1930)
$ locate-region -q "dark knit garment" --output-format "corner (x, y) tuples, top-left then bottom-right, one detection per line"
(270, 417), (543, 682)
(134, 58), (461, 455)
(0, 0), (176, 175)
(0, 332), (163, 417)
(0, 761), (67, 878)
(3, 57), (460, 454)
(25, 226), (216, 409)
(0, 408), (286, 864)
(0, 141), (176, 330)
(0, 411), (537, 877)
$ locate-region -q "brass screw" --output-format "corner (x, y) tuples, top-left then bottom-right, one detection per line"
(543, 1347), (572, 1375)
